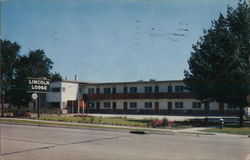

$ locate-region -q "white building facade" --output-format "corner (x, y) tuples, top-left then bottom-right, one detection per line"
(46, 81), (82, 110)
(46, 80), (240, 115)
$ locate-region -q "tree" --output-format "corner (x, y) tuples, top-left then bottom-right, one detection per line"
(50, 72), (62, 82)
(0, 40), (20, 115)
(0, 39), (63, 110)
(184, 1), (250, 124)
(11, 49), (54, 106)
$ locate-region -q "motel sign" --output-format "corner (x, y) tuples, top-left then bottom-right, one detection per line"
(27, 78), (50, 93)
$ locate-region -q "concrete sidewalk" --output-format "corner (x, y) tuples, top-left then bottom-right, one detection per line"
(1, 118), (248, 138)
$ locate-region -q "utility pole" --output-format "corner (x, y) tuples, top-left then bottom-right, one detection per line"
(247, 55), (250, 110)
(37, 93), (40, 118)
(1, 90), (4, 117)
(0, 0), (4, 118)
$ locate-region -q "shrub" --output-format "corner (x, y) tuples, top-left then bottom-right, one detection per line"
(151, 119), (163, 128)
(162, 118), (168, 127)
(24, 112), (32, 117)
(168, 120), (174, 127)
(42, 108), (61, 114)
(73, 114), (90, 117)
(7, 106), (34, 116)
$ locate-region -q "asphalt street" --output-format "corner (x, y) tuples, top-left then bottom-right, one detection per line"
(1, 124), (250, 160)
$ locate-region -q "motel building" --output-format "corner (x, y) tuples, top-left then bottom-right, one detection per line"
(45, 79), (240, 116)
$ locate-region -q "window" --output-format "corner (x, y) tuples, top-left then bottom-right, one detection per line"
(183, 87), (190, 92)
(124, 87), (128, 93)
(180, 86), (184, 92)
(104, 102), (111, 108)
(88, 88), (95, 94)
(130, 87), (137, 93)
(112, 87), (116, 94)
(79, 88), (82, 93)
(61, 87), (66, 92)
(96, 102), (100, 108)
(51, 87), (60, 92)
(96, 88), (100, 94)
(192, 102), (201, 109)
(168, 86), (172, 93)
(145, 102), (152, 109)
(130, 102), (137, 109)
(104, 88), (111, 94)
(155, 86), (159, 93)
(88, 102), (95, 108)
(145, 86), (152, 93)
(175, 86), (179, 92)
(175, 102), (183, 108)
(175, 85), (184, 92)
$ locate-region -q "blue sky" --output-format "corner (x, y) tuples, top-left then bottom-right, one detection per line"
(2, 0), (238, 82)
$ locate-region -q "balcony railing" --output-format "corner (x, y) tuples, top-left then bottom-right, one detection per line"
(83, 92), (196, 100)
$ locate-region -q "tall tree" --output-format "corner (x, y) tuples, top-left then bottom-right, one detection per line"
(50, 72), (62, 82)
(184, 1), (250, 124)
(11, 49), (54, 106)
(0, 40), (20, 104)
(0, 39), (63, 108)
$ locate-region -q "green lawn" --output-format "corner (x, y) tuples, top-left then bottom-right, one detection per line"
(0, 118), (146, 130)
(37, 116), (211, 129)
(38, 116), (149, 127)
(202, 125), (250, 135)
(1, 115), (220, 129)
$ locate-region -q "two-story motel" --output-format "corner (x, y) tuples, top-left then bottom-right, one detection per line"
(46, 79), (240, 115)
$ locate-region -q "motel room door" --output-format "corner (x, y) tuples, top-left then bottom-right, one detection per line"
(219, 103), (224, 114)
(154, 102), (159, 113)
(96, 102), (100, 113)
(168, 102), (172, 114)
(123, 102), (128, 113)
(205, 102), (209, 114)
(112, 102), (116, 113)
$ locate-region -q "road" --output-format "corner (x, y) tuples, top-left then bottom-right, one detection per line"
(1, 124), (250, 160)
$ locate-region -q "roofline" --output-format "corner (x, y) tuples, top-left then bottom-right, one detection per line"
(51, 80), (91, 84)
(51, 79), (184, 85)
(79, 80), (184, 85)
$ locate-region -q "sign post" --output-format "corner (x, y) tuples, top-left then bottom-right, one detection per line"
(27, 78), (50, 119)
(32, 93), (39, 117)
(32, 93), (38, 100)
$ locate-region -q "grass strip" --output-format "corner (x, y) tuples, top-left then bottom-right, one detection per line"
(202, 126), (250, 135)
(37, 116), (149, 127)
(0, 119), (138, 131)
(0, 119), (171, 133)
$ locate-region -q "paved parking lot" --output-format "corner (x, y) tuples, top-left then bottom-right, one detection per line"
(1, 124), (250, 160)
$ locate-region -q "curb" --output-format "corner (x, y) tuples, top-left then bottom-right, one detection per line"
(177, 131), (216, 136)
(0, 121), (131, 133)
(1, 120), (216, 137)
(1, 121), (174, 135)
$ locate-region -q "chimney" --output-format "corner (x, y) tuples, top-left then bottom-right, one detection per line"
(74, 75), (78, 81)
